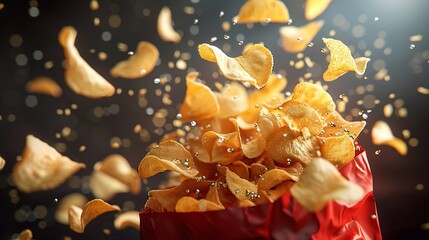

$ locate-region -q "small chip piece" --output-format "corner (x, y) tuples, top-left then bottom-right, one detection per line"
(13, 135), (85, 193)
(237, 0), (290, 23)
(111, 41), (159, 79)
(417, 87), (429, 95)
(68, 199), (120, 233)
(16, 229), (32, 240)
(371, 121), (407, 156)
(26, 76), (63, 97)
(305, 0), (332, 20)
(55, 193), (88, 224)
(198, 43), (273, 89)
(322, 38), (370, 81)
(157, 7), (181, 43)
(58, 26), (115, 98)
(291, 158), (364, 212)
(279, 20), (324, 53)
(114, 211), (140, 230)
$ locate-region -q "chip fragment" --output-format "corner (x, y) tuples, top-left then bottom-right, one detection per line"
(279, 20), (324, 53)
(25, 76), (63, 98)
(237, 0), (290, 23)
(58, 26), (115, 98)
(111, 41), (159, 79)
(16, 229), (32, 240)
(0, 156), (5, 171)
(371, 121), (407, 156)
(198, 43), (273, 89)
(55, 193), (88, 224)
(157, 7), (181, 43)
(114, 211), (140, 230)
(305, 0), (332, 20)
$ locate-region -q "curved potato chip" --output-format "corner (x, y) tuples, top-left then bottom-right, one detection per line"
(12, 135), (85, 193)
(26, 76), (63, 97)
(69, 199), (120, 233)
(322, 38), (370, 81)
(225, 168), (258, 201)
(0, 156), (5, 171)
(227, 161), (249, 180)
(291, 82), (335, 119)
(175, 196), (224, 212)
(198, 43), (273, 89)
(201, 126), (242, 165)
(260, 181), (293, 203)
(111, 41), (159, 79)
(291, 158), (364, 212)
(205, 184), (224, 208)
(138, 140), (199, 179)
(371, 121), (407, 156)
(321, 110), (366, 139)
(16, 229), (32, 240)
(237, 0), (290, 23)
(215, 82), (249, 119)
(280, 100), (324, 136)
(55, 193), (88, 225)
(179, 72), (220, 122)
(279, 20), (324, 53)
(305, 0), (332, 20)
(58, 26), (115, 98)
(157, 7), (181, 43)
(317, 134), (355, 167)
(89, 171), (129, 200)
(257, 169), (297, 191)
(257, 107), (282, 140)
(114, 211), (140, 230)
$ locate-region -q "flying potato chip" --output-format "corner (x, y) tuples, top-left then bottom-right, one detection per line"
(139, 140), (199, 179)
(237, 0), (290, 23)
(225, 168), (258, 201)
(291, 81), (335, 119)
(69, 199), (120, 233)
(290, 158), (364, 212)
(305, 0), (332, 20)
(0, 156), (5, 171)
(16, 229), (32, 240)
(317, 134), (355, 167)
(179, 72), (220, 122)
(89, 171), (129, 201)
(111, 41), (159, 79)
(157, 7), (181, 43)
(25, 76), (63, 97)
(198, 43), (273, 89)
(55, 193), (88, 225)
(114, 211), (140, 230)
(280, 100), (324, 136)
(175, 196), (224, 212)
(279, 20), (324, 53)
(12, 135), (85, 193)
(215, 82), (249, 119)
(321, 110), (366, 139)
(58, 26), (115, 98)
(322, 38), (370, 81)
(371, 121), (407, 156)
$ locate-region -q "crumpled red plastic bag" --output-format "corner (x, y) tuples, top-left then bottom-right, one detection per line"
(140, 145), (382, 240)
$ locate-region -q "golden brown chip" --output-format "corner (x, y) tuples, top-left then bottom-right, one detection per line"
(290, 158), (364, 212)
(260, 181), (293, 203)
(0, 156), (5, 171)
(25, 76), (63, 98)
(257, 169), (297, 191)
(371, 121), (407, 156)
(16, 229), (32, 240)
(198, 43), (273, 89)
(69, 199), (120, 233)
(138, 140), (199, 179)
(417, 86), (429, 95)
(237, 0), (290, 23)
(291, 81), (335, 118)
(58, 26), (115, 98)
(215, 82), (249, 119)
(111, 41), (159, 79)
(256, 107), (282, 140)
(175, 196), (224, 212)
(89, 171), (129, 201)
(280, 100), (324, 136)
(305, 0), (332, 20)
(279, 20), (324, 53)
(205, 184), (224, 208)
(201, 130), (243, 165)
(225, 168), (258, 201)
(114, 211), (140, 230)
(157, 7), (181, 43)
(179, 72), (220, 122)
(227, 161), (250, 180)
(55, 193), (88, 225)
(321, 110), (366, 139)
(322, 38), (370, 81)
(12, 135), (85, 193)
(317, 134), (355, 167)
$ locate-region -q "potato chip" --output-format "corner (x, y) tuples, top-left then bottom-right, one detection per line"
(55, 193), (88, 225)
(25, 76), (63, 97)
(256, 107), (282, 140)
(257, 169), (297, 191)
(139, 140), (199, 179)
(175, 196), (224, 212)
(215, 82), (249, 119)
(260, 181), (293, 203)
(305, 0), (332, 20)
(322, 38), (370, 81)
(198, 43), (273, 89)
(279, 20), (324, 53)
(371, 121), (407, 156)
(321, 110), (366, 139)
(69, 199), (120, 233)
(291, 81), (335, 119)
(13, 135), (85, 193)
(317, 134), (355, 167)
(417, 86), (429, 95)
(237, 0), (290, 23)
(58, 26), (115, 98)
(16, 229), (32, 240)
(205, 183), (224, 208)
(114, 211), (140, 230)
(202, 129), (242, 165)
(157, 7), (181, 43)
(290, 158), (364, 212)
(280, 100), (324, 136)
(225, 168), (258, 201)
(0, 156), (5, 171)
(89, 171), (129, 200)
(111, 41), (159, 79)
(226, 161), (250, 180)
(179, 72), (220, 122)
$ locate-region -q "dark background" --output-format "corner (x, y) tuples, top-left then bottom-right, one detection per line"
(1, 0), (429, 239)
